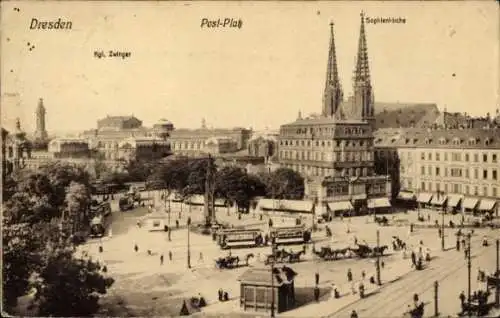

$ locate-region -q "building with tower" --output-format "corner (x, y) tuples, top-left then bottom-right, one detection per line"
(278, 13), (390, 216)
(34, 98), (49, 141)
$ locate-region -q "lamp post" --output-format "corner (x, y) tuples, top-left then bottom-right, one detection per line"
(496, 239), (499, 308)
(376, 229), (381, 285)
(467, 233), (471, 316)
(441, 208), (445, 251)
(187, 216), (191, 269)
(270, 241), (276, 318)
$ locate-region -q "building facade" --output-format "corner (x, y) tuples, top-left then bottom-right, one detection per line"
(48, 138), (90, 158)
(375, 127), (500, 214)
(277, 14), (390, 215)
(118, 137), (171, 162)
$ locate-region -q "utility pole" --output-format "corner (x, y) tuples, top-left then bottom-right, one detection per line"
(376, 229), (381, 285)
(434, 281), (439, 317)
(496, 239), (499, 308)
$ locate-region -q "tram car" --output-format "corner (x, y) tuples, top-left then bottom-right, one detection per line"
(119, 196), (135, 211)
(90, 200), (112, 217)
(217, 228), (264, 249)
(89, 214), (111, 238)
(270, 225), (311, 245)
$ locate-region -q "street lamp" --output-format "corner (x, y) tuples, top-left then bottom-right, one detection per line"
(376, 229), (381, 285)
(187, 216), (191, 269)
(441, 206), (445, 251)
(270, 241), (276, 318)
(467, 232), (471, 315)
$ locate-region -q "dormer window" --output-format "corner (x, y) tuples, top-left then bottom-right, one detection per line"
(405, 138), (410, 144)
(439, 138), (447, 145)
(468, 138), (476, 146)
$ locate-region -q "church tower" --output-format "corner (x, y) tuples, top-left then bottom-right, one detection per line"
(34, 98), (48, 140)
(351, 12), (375, 127)
(322, 22), (343, 117)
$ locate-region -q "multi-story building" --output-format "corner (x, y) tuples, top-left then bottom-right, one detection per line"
(375, 127), (500, 215)
(169, 119), (252, 156)
(247, 131), (278, 162)
(48, 138), (90, 158)
(118, 137), (171, 162)
(278, 14), (391, 216)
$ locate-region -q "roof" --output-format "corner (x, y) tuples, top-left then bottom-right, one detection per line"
(238, 266), (298, 286)
(374, 103), (440, 129)
(281, 116), (367, 127)
(205, 136), (236, 145)
(374, 127), (500, 149)
(118, 137), (170, 148)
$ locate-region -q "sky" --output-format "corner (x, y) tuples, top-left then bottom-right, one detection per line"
(1, 1), (498, 134)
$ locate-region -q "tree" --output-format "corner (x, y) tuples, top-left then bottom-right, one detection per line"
(65, 181), (91, 234)
(261, 168), (305, 200)
(35, 248), (114, 317)
(215, 167), (266, 212)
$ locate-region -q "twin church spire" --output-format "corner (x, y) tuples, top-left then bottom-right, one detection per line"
(321, 12), (375, 127)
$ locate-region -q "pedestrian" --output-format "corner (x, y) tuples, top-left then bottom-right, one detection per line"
(160, 254), (164, 265)
(134, 243), (139, 252)
(361, 270), (366, 280)
(99, 245), (103, 253)
(411, 251), (416, 267)
(427, 214), (430, 222)
(176, 219), (179, 228)
(354, 236), (358, 245)
(459, 291), (466, 310)
(456, 238), (460, 251)
(347, 268), (353, 282)
(199, 252), (203, 261)
(381, 260), (385, 269)
(438, 228), (442, 238)
(147, 249), (152, 256)
(218, 288), (223, 301)
(350, 310), (358, 318)
(315, 272), (319, 285)
(169, 250), (172, 261)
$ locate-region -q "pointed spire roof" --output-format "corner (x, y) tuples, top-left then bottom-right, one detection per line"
(36, 98), (46, 113)
(325, 21), (340, 87)
(353, 11), (371, 83)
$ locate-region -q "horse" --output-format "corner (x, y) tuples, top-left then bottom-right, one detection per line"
(287, 250), (305, 263)
(372, 245), (388, 256)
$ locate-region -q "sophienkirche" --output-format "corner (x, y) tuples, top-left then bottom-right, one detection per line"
(30, 18), (73, 30)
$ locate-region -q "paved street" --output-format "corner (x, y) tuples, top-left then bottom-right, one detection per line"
(79, 193), (499, 317)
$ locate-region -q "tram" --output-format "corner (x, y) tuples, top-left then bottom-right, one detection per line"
(217, 228), (264, 249)
(270, 225), (311, 245)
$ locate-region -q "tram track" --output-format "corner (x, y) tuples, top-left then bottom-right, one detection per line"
(328, 236), (488, 318)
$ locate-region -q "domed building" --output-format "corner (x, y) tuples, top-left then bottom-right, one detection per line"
(152, 118), (175, 139)
(5, 118), (32, 171)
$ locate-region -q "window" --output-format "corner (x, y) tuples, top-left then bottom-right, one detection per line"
(421, 152), (425, 160)
(474, 186), (478, 196)
(465, 169), (469, 178)
(493, 187), (498, 197)
(445, 168), (448, 177)
(483, 187), (488, 196)
(474, 169), (478, 179)
(444, 183), (448, 192)
(421, 166), (425, 175)
(444, 153), (448, 161)
(465, 185), (470, 195)
(435, 167), (440, 176)
(483, 169), (488, 179)
(454, 184), (460, 193)
(474, 154), (478, 162)
(436, 153), (440, 161)
(493, 170), (497, 180)
(483, 154), (488, 162)
(436, 183), (441, 191)
(428, 153), (432, 160)
(465, 154), (469, 162)
(428, 166), (432, 176)
(493, 154), (497, 163)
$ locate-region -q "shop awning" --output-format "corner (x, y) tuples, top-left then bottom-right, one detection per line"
(327, 201), (353, 211)
(397, 192), (416, 200)
(447, 195), (462, 208)
(431, 195), (447, 206)
(478, 199), (497, 211)
(275, 237), (304, 244)
(367, 197), (392, 209)
(257, 199), (314, 213)
(417, 193), (433, 204)
(462, 197), (479, 210)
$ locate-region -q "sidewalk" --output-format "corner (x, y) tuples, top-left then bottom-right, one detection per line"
(279, 258), (415, 317)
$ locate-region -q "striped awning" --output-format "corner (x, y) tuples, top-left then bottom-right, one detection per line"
(447, 195), (462, 208)
(462, 197), (479, 210)
(327, 201), (353, 211)
(417, 193), (433, 204)
(367, 197), (392, 209)
(431, 195), (447, 206)
(478, 199), (497, 211)
(258, 199), (314, 213)
(225, 241), (256, 247)
(397, 192), (416, 200)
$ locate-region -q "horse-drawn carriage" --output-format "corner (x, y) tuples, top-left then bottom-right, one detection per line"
(313, 246), (351, 260)
(349, 244), (388, 258)
(264, 248), (305, 265)
(215, 253), (254, 269)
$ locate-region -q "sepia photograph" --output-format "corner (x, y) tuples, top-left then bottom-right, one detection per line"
(1, 1), (499, 317)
